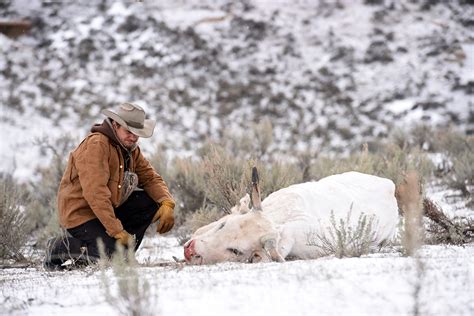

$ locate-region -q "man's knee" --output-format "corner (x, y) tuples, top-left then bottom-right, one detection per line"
(44, 235), (96, 270)
(115, 191), (158, 226)
(67, 219), (117, 258)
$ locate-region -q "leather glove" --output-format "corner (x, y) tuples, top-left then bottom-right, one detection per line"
(152, 200), (175, 234)
(114, 230), (134, 247)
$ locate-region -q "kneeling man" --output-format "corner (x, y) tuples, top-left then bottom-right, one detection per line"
(46, 102), (175, 268)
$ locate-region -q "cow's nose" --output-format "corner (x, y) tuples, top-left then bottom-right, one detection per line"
(184, 239), (196, 261)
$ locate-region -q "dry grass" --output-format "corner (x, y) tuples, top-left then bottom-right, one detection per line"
(0, 175), (28, 262)
(308, 142), (433, 186)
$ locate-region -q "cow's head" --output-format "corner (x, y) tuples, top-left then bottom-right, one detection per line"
(184, 167), (285, 265)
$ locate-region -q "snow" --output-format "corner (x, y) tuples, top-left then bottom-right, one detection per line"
(161, 8), (229, 31)
(461, 43), (474, 82)
(386, 99), (415, 115)
(2, 237), (473, 316)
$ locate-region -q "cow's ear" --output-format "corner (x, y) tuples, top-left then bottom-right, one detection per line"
(260, 234), (285, 262)
(230, 194), (251, 214)
(249, 250), (269, 263)
(249, 251), (263, 263)
(239, 194), (251, 214)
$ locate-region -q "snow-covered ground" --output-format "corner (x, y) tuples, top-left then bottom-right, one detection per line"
(1, 236), (473, 316)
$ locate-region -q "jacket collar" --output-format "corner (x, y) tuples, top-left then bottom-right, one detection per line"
(90, 119), (137, 153)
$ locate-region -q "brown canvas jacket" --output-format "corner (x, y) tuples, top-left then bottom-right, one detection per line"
(57, 119), (173, 237)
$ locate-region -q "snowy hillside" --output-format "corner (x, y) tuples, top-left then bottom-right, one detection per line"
(0, 0), (473, 179)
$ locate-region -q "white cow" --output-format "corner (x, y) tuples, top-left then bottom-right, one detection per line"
(184, 170), (399, 264)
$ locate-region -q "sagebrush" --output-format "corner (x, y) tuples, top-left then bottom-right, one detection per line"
(0, 175), (28, 261)
(26, 135), (76, 246)
(306, 210), (380, 258)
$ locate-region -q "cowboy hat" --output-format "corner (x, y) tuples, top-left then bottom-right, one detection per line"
(101, 102), (156, 138)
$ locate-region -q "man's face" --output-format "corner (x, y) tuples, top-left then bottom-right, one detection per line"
(114, 124), (139, 149)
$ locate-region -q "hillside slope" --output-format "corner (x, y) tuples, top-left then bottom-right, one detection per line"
(0, 0), (473, 178)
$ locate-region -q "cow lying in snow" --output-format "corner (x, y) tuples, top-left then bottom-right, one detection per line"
(184, 169), (400, 265)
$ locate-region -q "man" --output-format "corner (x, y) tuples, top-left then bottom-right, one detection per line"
(45, 102), (175, 268)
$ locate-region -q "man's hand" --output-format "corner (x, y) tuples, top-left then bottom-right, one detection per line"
(114, 230), (134, 246)
(153, 200), (175, 234)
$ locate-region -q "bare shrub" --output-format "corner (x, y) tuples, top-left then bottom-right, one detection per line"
(172, 142), (248, 216)
(0, 175), (29, 262)
(307, 155), (339, 180)
(423, 198), (472, 244)
(378, 144), (433, 186)
(429, 129), (474, 197)
(98, 241), (156, 316)
(391, 124), (465, 154)
(432, 128), (472, 156)
(177, 205), (225, 244)
(448, 149), (473, 197)
(294, 149), (318, 182)
(171, 157), (207, 222)
(148, 143), (172, 187)
(409, 124), (435, 150)
(396, 126), (474, 197)
(218, 117), (274, 161)
(309, 143), (433, 186)
(202, 152), (303, 213)
(251, 117), (273, 159)
(307, 210), (379, 258)
(202, 145), (247, 213)
(169, 144), (245, 228)
(170, 140), (303, 234)
(26, 134), (76, 246)
(249, 160), (303, 200)
(183, 205), (224, 234)
(146, 143), (174, 236)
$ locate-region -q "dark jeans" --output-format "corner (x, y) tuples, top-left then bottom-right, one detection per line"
(67, 190), (158, 259)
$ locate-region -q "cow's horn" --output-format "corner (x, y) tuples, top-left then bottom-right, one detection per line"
(261, 234), (285, 262)
(251, 167), (263, 211)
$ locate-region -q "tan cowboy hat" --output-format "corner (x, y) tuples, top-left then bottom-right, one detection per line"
(101, 102), (156, 138)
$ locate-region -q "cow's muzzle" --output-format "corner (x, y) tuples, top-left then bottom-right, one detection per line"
(184, 239), (202, 264)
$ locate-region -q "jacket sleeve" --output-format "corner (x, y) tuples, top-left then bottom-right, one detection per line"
(134, 147), (174, 204)
(75, 136), (124, 237)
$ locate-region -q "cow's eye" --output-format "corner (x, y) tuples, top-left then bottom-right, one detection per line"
(227, 248), (243, 256)
(218, 222), (226, 230)
(250, 252), (262, 263)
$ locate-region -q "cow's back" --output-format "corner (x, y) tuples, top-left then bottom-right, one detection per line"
(262, 171), (399, 243)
